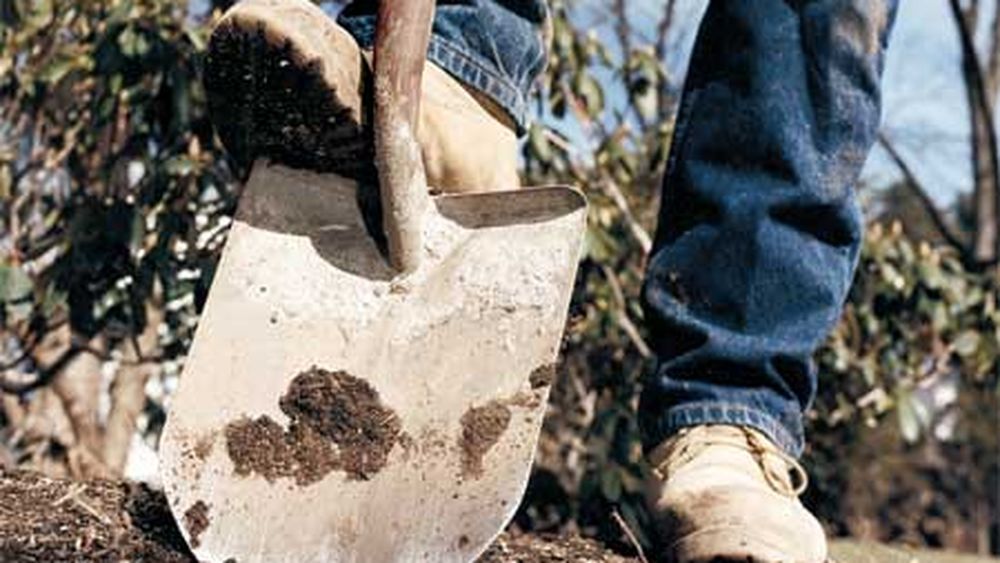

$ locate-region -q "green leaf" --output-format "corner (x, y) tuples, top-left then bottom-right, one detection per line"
(573, 72), (604, 117)
(0, 164), (10, 202)
(119, 26), (150, 57)
(39, 52), (91, 85)
(584, 223), (618, 263)
(952, 330), (980, 357)
(895, 389), (928, 444)
(527, 124), (553, 165)
(164, 155), (194, 177)
(0, 264), (32, 302)
(600, 467), (622, 502)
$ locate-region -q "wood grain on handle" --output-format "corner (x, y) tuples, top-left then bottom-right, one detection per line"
(373, 0), (436, 273)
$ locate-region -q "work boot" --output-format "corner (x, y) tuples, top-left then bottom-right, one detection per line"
(204, 0), (519, 193)
(647, 425), (827, 563)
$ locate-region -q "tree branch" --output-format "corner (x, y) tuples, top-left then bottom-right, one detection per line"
(0, 344), (81, 395)
(655, 0), (679, 121)
(612, 0), (649, 131)
(599, 264), (652, 359)
(949, 0), (1000, 264)
(877, 133), (969, 252)
(599, 172), (653, 255)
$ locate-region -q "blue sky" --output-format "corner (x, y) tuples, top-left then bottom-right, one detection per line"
(564, 0), (981, 207)
(874, 0), (972, 205)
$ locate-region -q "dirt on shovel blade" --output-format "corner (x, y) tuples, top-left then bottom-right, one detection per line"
(182, 500), (210, 548)
(225, 366), (404, 485)
(459, 400), (513, 479)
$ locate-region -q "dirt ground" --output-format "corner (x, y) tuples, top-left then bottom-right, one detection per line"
(0, 469), (635, 562)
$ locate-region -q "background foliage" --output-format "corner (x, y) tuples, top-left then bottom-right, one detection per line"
(0, 0), (997, 556)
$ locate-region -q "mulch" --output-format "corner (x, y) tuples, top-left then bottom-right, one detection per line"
(0, 469), (636, 562)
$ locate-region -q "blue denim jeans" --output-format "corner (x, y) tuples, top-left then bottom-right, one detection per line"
(339, 1), (898, 457)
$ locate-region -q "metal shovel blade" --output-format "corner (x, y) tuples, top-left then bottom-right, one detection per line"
(159, 162), (587, 562)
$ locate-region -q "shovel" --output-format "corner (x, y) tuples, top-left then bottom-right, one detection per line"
(159, 1), (586, 561)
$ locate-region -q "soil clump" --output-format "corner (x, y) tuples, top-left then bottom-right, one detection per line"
(181, 501), (210, 548)
(460, 400), (513, 478)
(224, 367), (403, 484)
(529, 364), (556, 389)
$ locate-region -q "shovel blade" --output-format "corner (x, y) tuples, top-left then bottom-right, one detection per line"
(160, 163), (586, 562)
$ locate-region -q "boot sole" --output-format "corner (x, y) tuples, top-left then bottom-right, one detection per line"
(668, 525), (827, 563)
(204, 0), (373, 178)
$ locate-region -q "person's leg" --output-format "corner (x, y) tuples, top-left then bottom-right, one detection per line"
(640, 0), (898, 560)
(338, 0), (549, 134)
(337, 0), (549, 191)
(205, 0), (548, 192)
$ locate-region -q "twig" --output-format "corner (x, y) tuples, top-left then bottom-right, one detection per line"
(612, 0), (649, 131)
(877, 133), (969, 253)
(654, 0), (679, 120)
(600, 173), (653, 255)
(0, 343), (81, 395)
(600, 264), (652, 359)
(612, 509), (649, 563)
(52, 483), (111, 524)
(654, 0), (678, 60)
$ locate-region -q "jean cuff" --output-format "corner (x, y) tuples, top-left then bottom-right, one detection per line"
(645, 401), (804, 458)
(338, 23), (531, 134)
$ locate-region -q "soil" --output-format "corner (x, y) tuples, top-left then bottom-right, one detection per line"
(529, 364), (557, 389)
(192, 435), (214, 461)
(279, 367), (403, 480)
(479, 532), (637, 562)
(224, 367), (403, 485)
(460, 401), (513, 479)
(0, 470), (191, 562)
(225, 414), (341, 486)
(181, 501), (209, 549)
(0, 469), (636, 562)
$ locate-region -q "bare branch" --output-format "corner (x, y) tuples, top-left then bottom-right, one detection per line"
(600, 264), (652, 359)
(0, 344), (81, 395)
(51, 342), (104, 458)
(612, 0), (649, 130)
(988, 0), (1000, 96)
(654, 0), (678, 62)
(103, 303), (162, 475)
(949, 0), (1000, 264)
(655, 0), (679, 120)
(599, 172), (653, 255)
(612, 509), (650, 563)
(877, 133), (969, 252)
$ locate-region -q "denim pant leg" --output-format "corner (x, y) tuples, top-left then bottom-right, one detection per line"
(639, 0), (899, 457)
(337, 1), (549, 132)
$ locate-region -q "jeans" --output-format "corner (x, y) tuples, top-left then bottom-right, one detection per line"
(339, 0), (898, 457)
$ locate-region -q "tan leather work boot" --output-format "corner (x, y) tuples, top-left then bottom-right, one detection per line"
(204, 0), (519, 193)
(647, 425), (827, 563)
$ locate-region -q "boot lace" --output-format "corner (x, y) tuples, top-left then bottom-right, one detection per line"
(651, 425), (809, 498)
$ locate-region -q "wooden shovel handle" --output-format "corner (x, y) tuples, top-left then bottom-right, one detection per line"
(374, 0), (435, 273)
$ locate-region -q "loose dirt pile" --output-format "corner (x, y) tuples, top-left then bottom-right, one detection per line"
(479, 533), (637, 562)
(0, 470), (191, 562)
(0, 469), (636, 561)
(224, 367), (403, 484)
